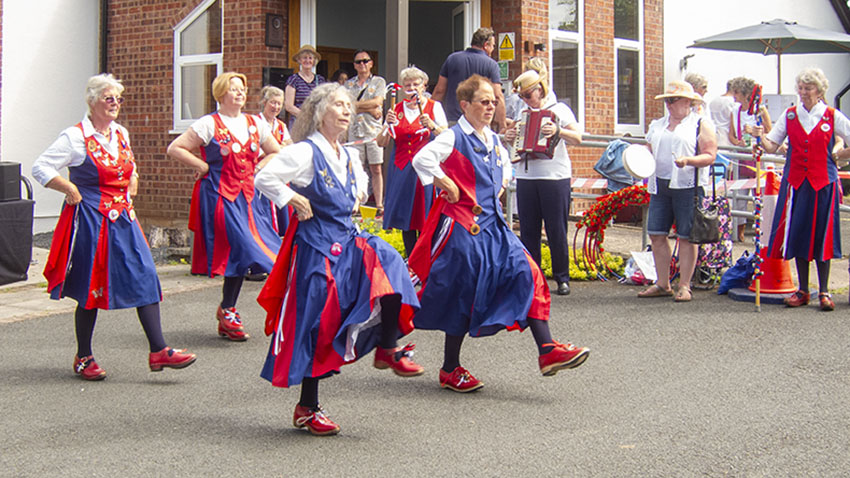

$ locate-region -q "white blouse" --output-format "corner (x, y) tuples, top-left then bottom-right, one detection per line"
(254, 131), (369, 208)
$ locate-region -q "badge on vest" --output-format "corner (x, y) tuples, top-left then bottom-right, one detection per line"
(232, 143), (242, 154)
(787, 111), (796, 120)
(220, 146), (230, 156)
(250, 142), (258, 152)
(248, 125), (257, 134)
(821, 123), (831, 132)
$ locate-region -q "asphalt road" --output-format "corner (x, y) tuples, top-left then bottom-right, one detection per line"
(2, 280), (849, 477)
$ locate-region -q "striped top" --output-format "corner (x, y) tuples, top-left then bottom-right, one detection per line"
(285, 72), (326, 128)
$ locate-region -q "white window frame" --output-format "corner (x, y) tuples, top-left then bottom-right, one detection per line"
(548, 0), (584, 125)
(613, 0), (644, 135)
(171, 0), (223, 133)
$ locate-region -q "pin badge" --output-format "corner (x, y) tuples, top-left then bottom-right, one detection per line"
(108, 209), (119, 221)
(330, 242), (343, 256)
(129, 209), (136, 221)
(821, 123), (831, 132)
(220, 146), (230, 156)
(248, 125), (257, 134)
(250, 142), (258, 152)
(787, 111), (796, 120)
(232, 143), (242, 154)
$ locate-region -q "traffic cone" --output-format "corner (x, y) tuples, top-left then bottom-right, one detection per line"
(749, 249), (796, 293)
(749, 168), (796, 294)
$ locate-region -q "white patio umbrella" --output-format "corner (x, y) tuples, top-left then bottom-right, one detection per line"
(688, 18), (850, 93)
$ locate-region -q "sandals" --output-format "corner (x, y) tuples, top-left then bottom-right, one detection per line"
(638, 285), (673, 298)
(674, 286), (692, 302)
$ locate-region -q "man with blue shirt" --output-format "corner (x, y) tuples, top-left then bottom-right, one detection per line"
(432, 27), (506, 131)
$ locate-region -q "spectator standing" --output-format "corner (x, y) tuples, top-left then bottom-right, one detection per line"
(709, 79), (736, 148)
(284, 45), (326, 129)
(431, 27), (506, 131)
(345, 50), (387, 214)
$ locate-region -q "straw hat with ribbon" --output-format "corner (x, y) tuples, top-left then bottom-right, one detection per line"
(513, 70), (549, 99)
(292, 45), (321, 63)
(654, 80), (704, 102)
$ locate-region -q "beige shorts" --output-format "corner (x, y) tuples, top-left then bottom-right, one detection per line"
(350, 141), (383, 166)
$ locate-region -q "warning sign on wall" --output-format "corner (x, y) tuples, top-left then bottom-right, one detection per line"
(498, 32), (515, 62)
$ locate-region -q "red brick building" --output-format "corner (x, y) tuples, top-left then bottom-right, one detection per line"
(102, 0), (664, 231)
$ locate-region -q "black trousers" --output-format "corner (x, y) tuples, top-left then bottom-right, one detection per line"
(516, 178), (572, 284)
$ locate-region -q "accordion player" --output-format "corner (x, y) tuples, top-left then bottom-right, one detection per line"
(511, 109), (561, 163)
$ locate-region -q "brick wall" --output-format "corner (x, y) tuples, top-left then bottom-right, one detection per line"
(107, 0), (288, 227)
(491, 0), (549, 80)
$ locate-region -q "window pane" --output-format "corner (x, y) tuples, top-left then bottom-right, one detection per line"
(549, 0), (578, 33)
(552, 40), (579, 116)
(180, 0), (221, 56)
(614, 0), (638, 41)
(181, 64), (217, 120)
(617, 48), (639, 125)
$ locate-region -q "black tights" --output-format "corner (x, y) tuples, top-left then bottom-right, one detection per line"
(221, 276), (244, 309)
(795, 258), (831, 294)
(298, 294), (403, 409)
(440, 318), (555, 372)
(75, 302), (167, 357)
(401, 230), (419, 258)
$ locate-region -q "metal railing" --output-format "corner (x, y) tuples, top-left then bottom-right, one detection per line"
(504, 133), (850, 249)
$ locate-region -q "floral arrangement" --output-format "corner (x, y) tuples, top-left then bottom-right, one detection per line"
(573, 184), (649, 280)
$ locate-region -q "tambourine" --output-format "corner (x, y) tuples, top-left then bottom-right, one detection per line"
(622, 144), (656, 179)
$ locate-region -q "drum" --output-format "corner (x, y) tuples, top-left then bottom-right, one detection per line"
(622, 144), (656, 179)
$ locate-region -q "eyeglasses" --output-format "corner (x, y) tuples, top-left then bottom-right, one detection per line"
(472, 99), (496, 107)
(521, 88), (538, 100)
(103, 96), (124, 105)
(229, 88), (247, 94)
(354, 58), (372, 65)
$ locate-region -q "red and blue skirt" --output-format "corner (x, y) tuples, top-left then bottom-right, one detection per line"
(44, 202), (161, 310)
(768, 178), (842, 261)
(410, 202), (550, 337)
(382, 158), (433, 232)
(190, 180), (280, 277)
(259, 227), (419, 388)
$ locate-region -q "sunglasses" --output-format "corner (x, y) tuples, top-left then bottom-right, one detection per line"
(521, 89), (537, 100)
(664, 97), (681, 105)
(354, 58), (372, 65)
(103, 96), (124, 105)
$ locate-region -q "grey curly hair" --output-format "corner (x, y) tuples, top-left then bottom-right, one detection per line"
(291, 83), (356, 142)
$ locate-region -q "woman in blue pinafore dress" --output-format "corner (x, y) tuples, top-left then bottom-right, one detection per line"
(168, 72), (283, 341)
(254, 83), (422, 436)
(34, 74), (196, 381)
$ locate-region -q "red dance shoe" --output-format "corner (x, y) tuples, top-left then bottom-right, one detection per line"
(73, 355), (106, 381)
(217, 306), (249, 341)
(374, 343), (425, 377)
(539, 342), (590, 376)
(784, 290), (810, 308)
(819, 292), (835, 312)
(149, 347), (197, 372)
(439, 366), (484, 393)
(293, 404), (340, 436)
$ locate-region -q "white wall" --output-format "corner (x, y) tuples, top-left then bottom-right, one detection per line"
(1, 0), (99, 233)
(665, 0), (850, 117)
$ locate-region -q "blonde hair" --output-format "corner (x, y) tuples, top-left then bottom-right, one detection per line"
(85, 74), (124, 111)
(524, 57), (548, 77)
(212, 72), (247, 102)
(258, 85), (284, 108)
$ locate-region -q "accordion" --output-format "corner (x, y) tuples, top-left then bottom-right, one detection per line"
(511, 109), (561, 163)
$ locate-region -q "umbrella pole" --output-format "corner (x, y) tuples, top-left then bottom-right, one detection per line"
(777, 53), (782, 94)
